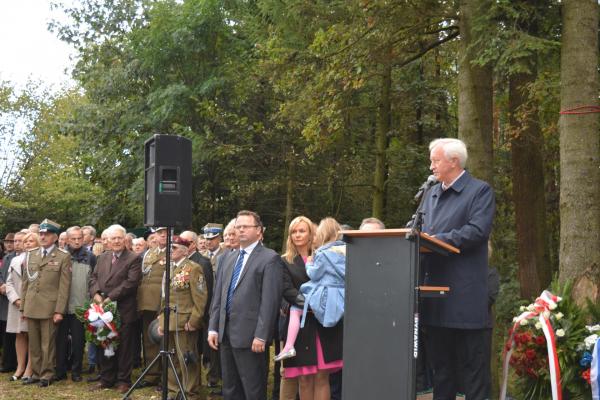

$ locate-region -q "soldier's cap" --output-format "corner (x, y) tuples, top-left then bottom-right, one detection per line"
(3, 232), (15, 242)
(202, 223), (223, 239)
(172, 235), (191, 248)
(39, 219), (61, 234)
(151, 227), (167, 233)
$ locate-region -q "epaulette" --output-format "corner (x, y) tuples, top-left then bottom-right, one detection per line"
(58, 248), (69, 254)
(28, 247), (40, 253)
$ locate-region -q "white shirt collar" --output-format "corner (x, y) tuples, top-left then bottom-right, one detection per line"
(42, 245), (55, 256)
(442, 170), (466, 191)
(240, 240), (259, 256)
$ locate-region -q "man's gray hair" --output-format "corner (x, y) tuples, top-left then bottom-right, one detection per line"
(106, 224), (127, 236)
(429, 138), (468, 168)
(66, 226), (82, 236)
(82, 225), (97, 237)
(180, 230), (198, 243)
(359, 217), (386, 230)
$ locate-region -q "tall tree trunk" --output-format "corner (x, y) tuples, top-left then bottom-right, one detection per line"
(558, 0), (600, 304)
(509, 69), (550, 299)
(281, 156), (294, 253)
(372, 53), (392, 219)
(457, 0), (494, 182)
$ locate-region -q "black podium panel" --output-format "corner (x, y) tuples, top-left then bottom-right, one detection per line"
(343, 235), (417, 400)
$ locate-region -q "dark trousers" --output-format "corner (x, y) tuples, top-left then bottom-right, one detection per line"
(426, 327), (490, 400)
(0, 320), (16, 371)
(329, 370), (342, 400)
(100, 321), (135, 386)
(56, 314), (85, 377)
(220, 326), (267, 400)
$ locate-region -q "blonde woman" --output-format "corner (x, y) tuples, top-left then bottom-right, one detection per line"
(279, 217), (344, 400)
(6, 231), (39, 382)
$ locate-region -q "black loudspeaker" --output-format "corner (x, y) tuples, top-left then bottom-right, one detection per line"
(144, 134), (192, 227)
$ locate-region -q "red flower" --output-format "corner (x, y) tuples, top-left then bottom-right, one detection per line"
(582, 369), (591, 384)
(535, 335), (545, 346)
(525, 349), (536, 361)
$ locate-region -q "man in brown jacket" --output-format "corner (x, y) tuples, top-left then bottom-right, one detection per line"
(157, 235), (208, 399)
(89, 224), (142, 394)
(21, 219), (71, 387)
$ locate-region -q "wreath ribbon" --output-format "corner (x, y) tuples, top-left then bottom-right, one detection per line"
(500, 290), (562, 400)
(592, 337), (599, 400)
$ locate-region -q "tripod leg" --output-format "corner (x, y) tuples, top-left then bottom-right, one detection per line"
(167, 353), (188, 400)
(122, 352), (162, 399)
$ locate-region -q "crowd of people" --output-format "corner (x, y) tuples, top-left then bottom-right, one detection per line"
(0, 137), (496, 400)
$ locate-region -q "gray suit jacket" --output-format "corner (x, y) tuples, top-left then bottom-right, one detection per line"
(208, 243), (283, 348)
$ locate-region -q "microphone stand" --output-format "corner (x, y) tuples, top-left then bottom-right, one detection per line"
(405, 182), (434, 381)
(123, 227), (187, 400)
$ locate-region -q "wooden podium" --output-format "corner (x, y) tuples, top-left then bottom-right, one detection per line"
(341, 229), (459, 400)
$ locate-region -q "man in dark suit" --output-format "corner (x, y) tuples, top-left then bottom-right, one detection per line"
(420, 138), (495, 400)
(89, 224), (142, 394)
(208, 210), (283, 400)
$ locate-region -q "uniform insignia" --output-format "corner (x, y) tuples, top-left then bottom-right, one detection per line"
(58, 248), (69, 254)
(196, 275), (205, 292)
(28, 247), (40, 252)
(49, 261), (59, 266)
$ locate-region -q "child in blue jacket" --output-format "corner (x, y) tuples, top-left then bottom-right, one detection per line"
(275, 217), (346, 361)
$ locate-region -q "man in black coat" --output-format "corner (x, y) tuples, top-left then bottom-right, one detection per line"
(420, 138), (495, 400)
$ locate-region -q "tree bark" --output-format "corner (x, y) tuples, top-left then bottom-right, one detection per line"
(281, 156), (294, 252)
(509, 69), (551, 299)
(372, 52), (392, 220)
(457, 0), (494, 183)
(558, 0), (600, 304)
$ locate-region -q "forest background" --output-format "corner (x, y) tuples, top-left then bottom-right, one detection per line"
(0, 0), (599, 394)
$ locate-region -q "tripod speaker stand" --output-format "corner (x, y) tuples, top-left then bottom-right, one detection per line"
(123, 227), (188, 400)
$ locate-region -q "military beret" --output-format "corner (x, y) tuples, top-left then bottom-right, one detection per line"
(172, 235), (191, 248)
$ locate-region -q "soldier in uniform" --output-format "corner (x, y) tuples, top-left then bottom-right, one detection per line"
(137, 226), (168, 388)
(20, 219), (71, 387)
(203, 223), (224, 275)
(202, 223), (224, 392)
(157, 235), (208, 400)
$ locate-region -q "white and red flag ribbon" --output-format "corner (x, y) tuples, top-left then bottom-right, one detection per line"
(500, 290), (563, 400)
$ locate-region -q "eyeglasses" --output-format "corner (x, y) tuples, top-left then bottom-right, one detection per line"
(234, 225), (259, 231)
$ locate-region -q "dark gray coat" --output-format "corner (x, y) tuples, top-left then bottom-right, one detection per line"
(420, 170), (495, 329)
(208, 243), (283, 348)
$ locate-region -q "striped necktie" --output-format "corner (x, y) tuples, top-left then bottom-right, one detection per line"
(226, 249), (246, 315)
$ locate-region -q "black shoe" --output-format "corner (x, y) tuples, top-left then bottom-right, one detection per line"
(72, 374), (82, 382)
(55, 374), (67, 381)
(137, 380), (155, 388)
(38, 379), (51, 387)
(23, 377), (40, 385)
(207, 381), (220, 388)
(0, 367), (16, 373)
(86, 374), (101, 383)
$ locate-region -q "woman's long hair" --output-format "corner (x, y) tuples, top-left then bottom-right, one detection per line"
(282, 216), (315, 264)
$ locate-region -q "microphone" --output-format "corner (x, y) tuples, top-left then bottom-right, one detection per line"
(414, 175), (437, 202)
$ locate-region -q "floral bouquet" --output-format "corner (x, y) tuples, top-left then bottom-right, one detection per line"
(500, 280), (595, 400)
(75, 300), (121, 357)
(578, 324), (599, 391)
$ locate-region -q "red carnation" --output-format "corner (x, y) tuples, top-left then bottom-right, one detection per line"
(582, 369), (591, 384)
(535, 335), (545, 346)
(525, 349), (536, 361)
